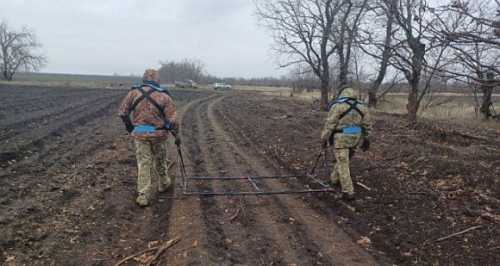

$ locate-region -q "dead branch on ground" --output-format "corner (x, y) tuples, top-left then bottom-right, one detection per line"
(435, 225), (483, 242)
(114, 237), (180, 266)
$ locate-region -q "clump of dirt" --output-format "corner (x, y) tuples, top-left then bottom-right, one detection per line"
(218, 92), (500, 266)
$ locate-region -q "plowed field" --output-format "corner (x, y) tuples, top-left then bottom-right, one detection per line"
(1, 85), (499, 265)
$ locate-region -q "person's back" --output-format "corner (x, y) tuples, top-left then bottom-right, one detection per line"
(119, 83), (176, 140)
(118, 68), (179, 207)
(321, 87), (371, 200)
(326, 89), (370, 149)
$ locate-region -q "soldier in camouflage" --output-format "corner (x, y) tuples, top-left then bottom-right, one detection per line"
(118, 68), (180, 207)
(320, 87), (371, 201)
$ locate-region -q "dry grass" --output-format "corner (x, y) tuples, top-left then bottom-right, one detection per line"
(235, 85), (322, 101)
(236, 85), (500, 129)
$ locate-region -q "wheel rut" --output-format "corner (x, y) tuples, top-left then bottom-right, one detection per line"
(180, 95), (265, 265)
(164, 95), (217, 265)
(194, 96), (297, 265)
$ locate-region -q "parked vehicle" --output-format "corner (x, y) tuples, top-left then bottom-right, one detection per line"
(175, 80), (198, 88)
(213, 83), (232, 90)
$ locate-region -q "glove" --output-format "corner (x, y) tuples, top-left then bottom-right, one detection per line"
(360, 138), (370, 151)
(126, 125), (134, 133)
(120, 116), (134, 133)
(175, 136), (182, 146)
(164, 120), (175, 131)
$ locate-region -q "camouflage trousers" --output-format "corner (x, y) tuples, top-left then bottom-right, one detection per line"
(134, 139), (171, 200)
(330, 148), (354, 194)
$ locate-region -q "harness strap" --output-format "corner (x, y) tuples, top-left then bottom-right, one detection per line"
(128, 86), (174, 130)
(131, 83), (173, 97)
(129, 88), (153, 114)
(337, 99), (364, 121)
(139, 87), (165, 115)
(328, 98), (365, 145)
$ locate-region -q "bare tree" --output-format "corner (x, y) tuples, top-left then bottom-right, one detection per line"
(256, 0), (347, 110)
(332, 0), (369, 88)
(439, 0), (500, 46)
(158, 59), (205, 83)
(289, 63), (321, 93)
(0, 21), (45, 81)
(432, 0), (500, 120)
(387, 0), (452, 125)
(358, 0), (397, 107)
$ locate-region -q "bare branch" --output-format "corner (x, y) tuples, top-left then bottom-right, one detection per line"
(0, 21), (46, 81)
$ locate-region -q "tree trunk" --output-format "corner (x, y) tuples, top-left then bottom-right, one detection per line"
(320, 78), (330, 111)
(338, 64), (348, 89)
(368, 1), (394, 108)
(480, 82), (494, 120)
(368, 90), (378, 107)
(3, 70), (11, 81)
(407, 82), (419, 126)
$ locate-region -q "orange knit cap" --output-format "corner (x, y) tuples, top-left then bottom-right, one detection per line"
(143, 68), (160, 83)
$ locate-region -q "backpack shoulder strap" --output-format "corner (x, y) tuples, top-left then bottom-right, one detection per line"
(338, 99), (365, 121)
(128, 86), (165, 117)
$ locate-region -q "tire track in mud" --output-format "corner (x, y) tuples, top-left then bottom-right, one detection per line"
(204, 96), (333, 265)
(162, 95), (216, 265)
(178, 94), (335, 265)
(209, 94), (379, 265)
(194, 96), (295, 265)
(179, 95), (247, 265)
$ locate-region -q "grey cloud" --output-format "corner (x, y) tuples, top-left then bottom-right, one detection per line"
(1, 0), (284, 78)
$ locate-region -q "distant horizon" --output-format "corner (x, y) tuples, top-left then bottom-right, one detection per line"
(14, 71), (281, 80)
(18, 71), (141, 78)
(13, 71), (287, 81)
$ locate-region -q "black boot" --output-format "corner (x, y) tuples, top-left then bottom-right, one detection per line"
(342, 192), (355, 201)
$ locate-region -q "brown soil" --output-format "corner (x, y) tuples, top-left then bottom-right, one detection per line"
(217, 91), (500, 266)
(1, 85), (498, 265)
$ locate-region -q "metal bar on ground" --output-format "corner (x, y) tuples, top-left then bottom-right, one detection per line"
(183, 188), (335, 197)
(247, 176), (262, 192)
(307, 174), (331, 189)
(187, 175), (300, 180)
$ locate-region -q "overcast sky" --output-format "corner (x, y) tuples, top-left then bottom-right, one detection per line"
(2, 0), (284, 78)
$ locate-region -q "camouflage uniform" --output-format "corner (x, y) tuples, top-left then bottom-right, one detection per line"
(320, 88), (371, 197)
(118, 69), (178, 206)
(135, 138), (170, 200)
